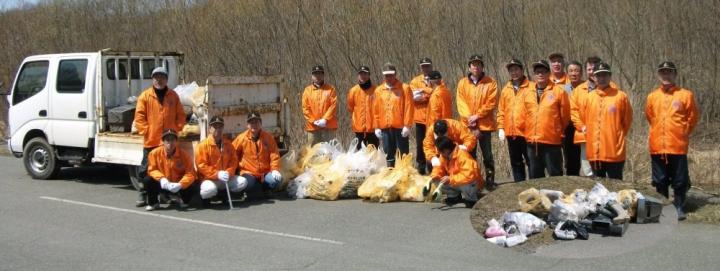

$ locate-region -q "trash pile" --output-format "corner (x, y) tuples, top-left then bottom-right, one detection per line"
(357, 153), (432, 203)
(484, 182), (664, 247)
(282, 139), (434, 202)
(284, 139), (387, 200)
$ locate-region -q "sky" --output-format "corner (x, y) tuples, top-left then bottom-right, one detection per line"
(0, 0), (40, 11)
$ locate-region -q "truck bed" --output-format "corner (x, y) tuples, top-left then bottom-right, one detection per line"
(92, 132), (198, 166)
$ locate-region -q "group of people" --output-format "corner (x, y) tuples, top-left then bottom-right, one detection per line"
(128, 53), (699, 220)
(302, 54), (699, 219)
(133, 67), (282, 211)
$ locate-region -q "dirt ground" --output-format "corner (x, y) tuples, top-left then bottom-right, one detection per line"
(470, 176), (669, 253)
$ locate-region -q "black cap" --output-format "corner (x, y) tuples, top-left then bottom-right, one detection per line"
(657, 61), (677, 72)
(209, 116), (224, 126)
(506, 58), (524, 69)
(548, 52), (565, 60)
(162, 129), (178, 140)
(247, 111), (262, 122)
(593, 62), (612, 75)
(433, 119), (448, 136)
(358, 65), (370, 74)
(531, 60), (550, 71)
(468, 54), (484, 66)
(382, 62), (397, 75)
(428, 70), (442, 80)
(420, 57), (433, 66)
(311, 65), (324, 74)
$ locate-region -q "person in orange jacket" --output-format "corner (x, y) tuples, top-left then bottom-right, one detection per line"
(347, 65), (378, 149)
(645, 61), (700, 220)
(423, 70), (453, 168)
(523, 60), (571, 179)
(571, 56), (605, 177)
(424, 119), (476, 168)
(456, 54), (497, 189)
(561, 60), (585, 176)
(232, 112), (282, 195)
(301, 65), (338, 145)
(409, 57), (434, 174)
(195, 116), (246, 206)
(549, 52), (568, 86)
(429, 136), (483, 208)
(373, 62), (414, 167)
(133, 67), (186, 208)
(144, 129), (197, 211)
(497, 59), (531, 182)
(581, 63), (633, 180)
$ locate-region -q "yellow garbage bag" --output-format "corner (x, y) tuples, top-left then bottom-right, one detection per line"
(306, 163), (347, 201)
(518, 188), (552, 217)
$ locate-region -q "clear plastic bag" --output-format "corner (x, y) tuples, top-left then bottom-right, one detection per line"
(278, 150), (298, 191)
(549, 199), (579, 223)
(502, 212), (547, 237)
(288, 169), (314, 199)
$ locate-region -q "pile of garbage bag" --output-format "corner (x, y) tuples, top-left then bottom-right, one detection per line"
(285, 139), (387, 200)
(485, 182), (663, 247)
(357, 153), (432, 203)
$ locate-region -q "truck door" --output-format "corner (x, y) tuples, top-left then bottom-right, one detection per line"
(49, 57), (94, 148)
(8, 60), (51, 148)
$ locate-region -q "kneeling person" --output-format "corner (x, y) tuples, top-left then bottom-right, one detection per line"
(144, 129), (197, 211)
(195, 116), (246, 205)
(430, 136), (483, 208)
(232, 112), (283, 194)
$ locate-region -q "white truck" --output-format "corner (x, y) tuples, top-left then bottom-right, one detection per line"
(4, 49), (289, 190)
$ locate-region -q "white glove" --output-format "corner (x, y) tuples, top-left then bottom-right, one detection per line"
(315, 119), (327, 128)
(458, 144), (468, 151)
(218, 170), (230, 182)
(160, 178), (170, 190)
(271, 170), (282, 182)
(375, 129), (383, 139)
(581, 126), (587, 134)
(412, 90), (424, 101)
(431, 157), (441, 167)
(169, 182), (182, 193)
(498, 129), (506, 141)
(401, 126), (410, 138)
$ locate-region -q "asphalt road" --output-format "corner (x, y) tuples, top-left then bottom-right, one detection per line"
(1, 155), (720, 271)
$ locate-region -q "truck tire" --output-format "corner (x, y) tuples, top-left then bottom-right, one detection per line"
(23, 137), (61, 179)
(127, 165), (144, 191)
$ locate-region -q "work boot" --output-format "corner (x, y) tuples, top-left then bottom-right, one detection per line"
(674, 190), (687, 221)
(443, 195), (462, 206)
(145, 203), (159, 211)
(463, 199), (477, 208)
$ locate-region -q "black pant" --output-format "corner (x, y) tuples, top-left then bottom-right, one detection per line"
(562, 124), (580, 176)
(354, 132), (379, 150)
(415, 123), (429, 175)
(137, 147), (156, 202)
(381, 128), (409, 167)
(143, 176), (198, 205)
(507, 136), (530, 182)
(527, 143), (563, 179)
(651, 155), (690, 197)
(471, 131), (495, 184)
(591, 161), (625, 180)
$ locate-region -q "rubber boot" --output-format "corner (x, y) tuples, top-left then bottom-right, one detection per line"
(674, 189), (687, 221)
(485, 169), (497, 191)
(655, 184), (669, 198)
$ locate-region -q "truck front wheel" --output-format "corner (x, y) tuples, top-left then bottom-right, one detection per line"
(23, 137), (61, 179)
(127, 166), (144, 191)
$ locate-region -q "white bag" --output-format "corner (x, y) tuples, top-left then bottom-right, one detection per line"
(502, 212), (547, 237)
(288, 170), (314, 199)
(173, 81), (199, 107)
(554, 221), (577, 240)
(549, 200), (579, 223)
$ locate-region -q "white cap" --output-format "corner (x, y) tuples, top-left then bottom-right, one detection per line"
(382, 70), (396, 75)
(151, 67), (168, 77)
